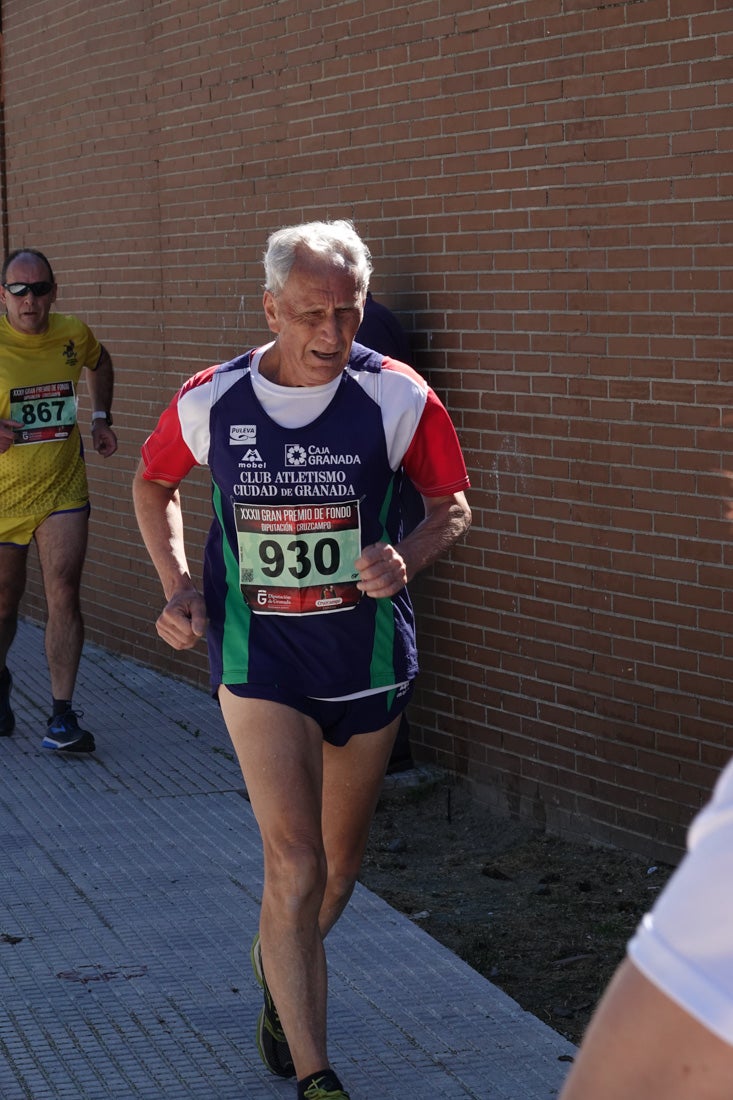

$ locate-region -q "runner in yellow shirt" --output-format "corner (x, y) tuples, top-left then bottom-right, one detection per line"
(0, 248), (117, 751)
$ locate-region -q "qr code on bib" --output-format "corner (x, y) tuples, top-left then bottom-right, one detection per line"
(241, 569), (254, 582)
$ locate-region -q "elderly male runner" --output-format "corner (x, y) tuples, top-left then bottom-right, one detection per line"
(133, 220), (471, 1100)
(0, 248), (117, 751)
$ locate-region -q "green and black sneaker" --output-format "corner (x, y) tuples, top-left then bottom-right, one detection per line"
(250, 933), (295, 1078)
(300, 1070), (351, 1100)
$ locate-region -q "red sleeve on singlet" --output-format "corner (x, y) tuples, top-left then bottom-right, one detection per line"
(140, 365), (218, 484)
(402, 387), (470, 497)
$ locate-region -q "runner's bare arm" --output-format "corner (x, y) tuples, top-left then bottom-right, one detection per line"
(87, 346), (118, 457)
(0, 418), (23, 454)
(355, 490), (470, 599)
(559, 957), (733, 1100)
(132, 462), (207, 649)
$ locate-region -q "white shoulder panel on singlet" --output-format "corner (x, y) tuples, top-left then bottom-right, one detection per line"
(177, 368), (242, 466)
(346, 361), (427, 472)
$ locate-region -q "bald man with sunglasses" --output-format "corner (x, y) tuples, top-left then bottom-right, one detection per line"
(0, 248), (117, 752)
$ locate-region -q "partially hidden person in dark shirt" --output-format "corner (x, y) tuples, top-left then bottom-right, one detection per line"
(356, 291), (420, 773)
(357, 290), (411, 364)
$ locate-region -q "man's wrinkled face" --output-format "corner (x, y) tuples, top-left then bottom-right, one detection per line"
(263, 253), (365, 386)
(0, 255), (57, 335)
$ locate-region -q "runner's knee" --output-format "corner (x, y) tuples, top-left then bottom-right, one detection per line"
(263, 837), (328, 912)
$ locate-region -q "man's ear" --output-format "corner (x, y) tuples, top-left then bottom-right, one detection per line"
(262, 290), (279, 334)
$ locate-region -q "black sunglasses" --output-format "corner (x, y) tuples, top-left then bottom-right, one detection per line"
(2, 281), (54, 298)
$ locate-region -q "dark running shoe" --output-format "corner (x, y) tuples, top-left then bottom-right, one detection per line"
(42, 710), (95, 753)
(0, 667), (14, 736)
(251, 933), (295, 1078)
(301, 1071), (351, 1100)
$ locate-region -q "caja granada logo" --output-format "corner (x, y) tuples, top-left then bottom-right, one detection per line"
(285, 444), (308, 466)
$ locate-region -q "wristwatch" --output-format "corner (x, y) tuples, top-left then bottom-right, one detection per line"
(91, 411), (113, 429)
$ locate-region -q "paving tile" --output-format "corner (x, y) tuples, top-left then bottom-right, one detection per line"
(0, 620), (575, 1099)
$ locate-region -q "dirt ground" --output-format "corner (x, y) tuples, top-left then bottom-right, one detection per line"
(359, 774), (675, 1046)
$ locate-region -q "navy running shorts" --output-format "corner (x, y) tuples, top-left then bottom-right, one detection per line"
(222, 680), (414, 747)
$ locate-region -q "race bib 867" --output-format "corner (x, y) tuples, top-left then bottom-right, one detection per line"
(10, 380), (77, 444)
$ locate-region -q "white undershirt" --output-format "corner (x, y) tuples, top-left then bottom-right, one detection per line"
(250, 344), (340, 429)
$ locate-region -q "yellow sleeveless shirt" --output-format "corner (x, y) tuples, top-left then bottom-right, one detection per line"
(0, 313), (101, 516)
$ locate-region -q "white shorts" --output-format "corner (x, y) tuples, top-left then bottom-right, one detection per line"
(628, 755), (733, 1046)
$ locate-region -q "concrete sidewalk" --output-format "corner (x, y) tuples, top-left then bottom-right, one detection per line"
(0, 619), (575, 1099)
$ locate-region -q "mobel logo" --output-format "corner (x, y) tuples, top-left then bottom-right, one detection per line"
(238, 448), (264, 465)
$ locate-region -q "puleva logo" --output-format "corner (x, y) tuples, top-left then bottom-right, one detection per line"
(230, 424), (257, 445)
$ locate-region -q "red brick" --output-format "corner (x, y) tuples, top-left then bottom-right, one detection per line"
(4, 0), (730, 860)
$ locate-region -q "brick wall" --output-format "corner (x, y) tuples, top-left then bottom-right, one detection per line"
(2, 0), (731, 859)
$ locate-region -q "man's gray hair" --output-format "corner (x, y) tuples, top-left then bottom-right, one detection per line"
(263, 219), (372, 296)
